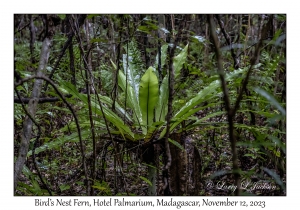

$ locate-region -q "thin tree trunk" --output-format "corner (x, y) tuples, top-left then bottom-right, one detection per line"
(163, 15), (186, 195)
(208, 14), (241, 195)
(84, 18), (97, 196)
(67, 15), (76, 86)
(14, 37), (52, 193)
(168, 133), (187, 195)
(29, 14), (36, 64)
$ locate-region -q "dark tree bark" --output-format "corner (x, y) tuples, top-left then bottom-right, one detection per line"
(163, 15), (186, 195)
(168, 133), (187, 195)
(186, 136), (202, 195)
(14, 15), (54, 193)
(67, 15), (76, 86)
(29, 14), (36, 64)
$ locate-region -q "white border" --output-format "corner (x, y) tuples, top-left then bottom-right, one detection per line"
(2, 1), (297, 209)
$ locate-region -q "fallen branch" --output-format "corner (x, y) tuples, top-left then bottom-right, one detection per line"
(14, 94), (72, 104)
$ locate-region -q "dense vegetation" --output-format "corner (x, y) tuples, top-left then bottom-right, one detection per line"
(14, 14), (286, 196)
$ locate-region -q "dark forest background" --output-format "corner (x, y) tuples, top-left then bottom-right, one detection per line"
(14, 14), (286, 196)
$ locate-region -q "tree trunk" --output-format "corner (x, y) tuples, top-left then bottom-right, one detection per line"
(14, 37), (52, 193)
(168, 133), (202, 195)
(186, 136), (202, 195)
(168, 133), (187, 195)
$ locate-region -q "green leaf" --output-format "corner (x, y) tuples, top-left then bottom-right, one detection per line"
(191, 35), (206, 43)
(59, 184), (70, 192)
(87, 14), (99, 19)
(268, 136), (286, 154)
(142, 163), (157, 169)
(118, 70), (142, 126)
(22, 165), (33, 179)
(139, 67), (159, 134)
(244, 154), (257, 159)
(110, 59), (117, 70)
(90, 38), (108, 43)
(173, 44), (189, 79)
(158, 67), (248, 139)
(93, 104), (134, 139)
(137, 26), (151, 33)
(18, 182), (35, 195)
(76, 91), (132, 124)
(92, 185), (107, 191)
(62, 81), (134, 139)
(27, 130), (92, 157)
(186, 110), (226, 130)
(144, 121), (164, 142)
(139, 176), (152, 186)
(263, 167), (286, 191)
(159, 80), (219, 139)
(92, 180), (111, 195)
(122, 53), (143, 124)
(57, 14), (66, 20)
(254, 87), (286, 116)
(31, 179), (42, 194)
(168, 138), (184, 151)
(123, 54), (140, 96)
(154, 44), (168, 71)
(174, 80), (219, 120)
(99, 96), (132, 123)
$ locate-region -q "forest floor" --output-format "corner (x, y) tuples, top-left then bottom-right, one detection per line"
(15, 134), (285, 196)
